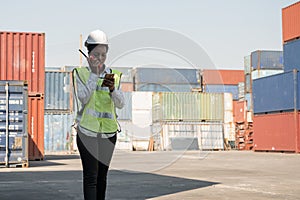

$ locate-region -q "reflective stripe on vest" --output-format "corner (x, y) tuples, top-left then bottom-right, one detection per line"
(74, 67), (122, 133)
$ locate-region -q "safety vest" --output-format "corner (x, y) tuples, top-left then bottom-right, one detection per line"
(74, 67), (122, 134)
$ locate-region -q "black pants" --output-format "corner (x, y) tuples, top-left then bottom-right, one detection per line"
(77, 130), (117, 200)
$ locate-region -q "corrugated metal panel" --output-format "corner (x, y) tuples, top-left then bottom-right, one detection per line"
(283, 38), (300, 72)
(244, 55), (251, 74)
(224, 93), (233, 111)
(205, 84), (239, 100)
(202, 70), (244, 85)
(133, 68), (198, 84)
(224, 122), (235, 141)
(253, 71), (298, 114)
(153, 92), (224, 122)
(251, 50), (283, 70)
(245, 93), (252, 111)
(245, 74), (251, 93)
(135, 83), (199, 92)
(0, 81), (28, 166)
(282, 1), (300, 43)
(233, 100), (246, 123)
(116, 92), (132, 120)
(251, 69), (284, 80)
(254, 112), (300, 152)
(28, 95), (44, 160)
(238, 82), (245, 99)
(44, 113), (74, 152)
(0, 31), (45, 93)
(45, 71), (73, 111)
(158, 122), (223, 151)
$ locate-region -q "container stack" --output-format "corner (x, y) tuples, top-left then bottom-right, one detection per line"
(202, 69), (244, 100)
(152, 92), (225, 151)
(252, 1), (300, 153)
(133, 67), (200, 92)
(44, 68), (75, 153)
(0, 31), (45, 160)
(0, 81), (29, 167)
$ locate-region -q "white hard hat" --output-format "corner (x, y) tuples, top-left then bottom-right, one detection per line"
(85, 30), (108, 46)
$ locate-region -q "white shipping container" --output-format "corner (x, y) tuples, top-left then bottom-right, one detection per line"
(132, 91), (153, 110)
(224, 110), (233, 123)
(224, 123), (235, 141)
(224, 93), (233, 111)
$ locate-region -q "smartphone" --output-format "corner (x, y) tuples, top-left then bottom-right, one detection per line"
(101, 74), (114, 87)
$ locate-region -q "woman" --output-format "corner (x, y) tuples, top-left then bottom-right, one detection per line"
(73, 29), (125, 200)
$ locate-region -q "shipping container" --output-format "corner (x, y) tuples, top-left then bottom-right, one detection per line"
(283, 38), (300, 72)
(251, 69), (284, 80)
(224, 93), (233, 111)
(282, 1), (300, 43)
(245, 93), (252, 111)
(0, 81), (28, 167)
(224, 122), (235, 141)
(28, 95), (44, 160)
(0, 31), (45, 93)
(245, 74), (251, 93)
(152, 92), (224, 122)
(238, 82), (245, 100)
(202, 70), (244, 85)
(154, 122), (224, 151)
(135, 83), (200, 92)
(244, 55), (251, 74)
(204, 84), (239, 100)
(254, 112), (300, 153)
(44, 112), (74, 153)
(233, 100), (246, 123)
(116, 92), (132, 120)
(251, 50), (283, 70)
(133, 68), (199, 84)
(45, 71), (73, 111)
(121, 82), (134, 92)
(253, 70), (299, 114)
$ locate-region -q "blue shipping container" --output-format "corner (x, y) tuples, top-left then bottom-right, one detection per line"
(284, 39), (300, 72)
(116, 92), (132, 120)
(253, 70), (298, 114)
(251, 50), (283, 70)
(205, 85), (239, 100)
(134, 68), (199, 84)
(45, 71), (72, 111)
(136, 83), (200, 92)
(0, 81), (28, 166)
(44, 113), (74, 152)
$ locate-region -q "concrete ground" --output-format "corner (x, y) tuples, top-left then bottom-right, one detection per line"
(0, 150), (299, 200)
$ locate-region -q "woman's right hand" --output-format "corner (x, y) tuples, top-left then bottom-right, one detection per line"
(87, 55), (101, 75)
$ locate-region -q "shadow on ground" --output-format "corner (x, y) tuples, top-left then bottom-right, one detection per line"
(0, 169), (218, 200)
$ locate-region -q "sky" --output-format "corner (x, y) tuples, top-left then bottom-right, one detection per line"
(0, 0), (298, 69)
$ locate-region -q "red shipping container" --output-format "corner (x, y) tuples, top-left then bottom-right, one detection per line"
(0, 31), (45, 93)
(233, 100), (247, 123)
(28, 95), (45, 160)
(282, 1), (300, 42)
(202, 70), (244, 85)
(254, 112), (300, 153)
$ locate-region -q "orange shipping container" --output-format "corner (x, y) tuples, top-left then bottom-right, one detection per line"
(233, 100), (246, 123)
(0, 31), (45, 93)
(254, 112), (300, 153)
(282, 1), (300, 42)
(202, 70), (244, 85)
(121, 82), (134, 92)
(28, 95), (45, 160)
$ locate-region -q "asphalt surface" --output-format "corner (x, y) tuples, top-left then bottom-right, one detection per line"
(0, 150), (299, 200)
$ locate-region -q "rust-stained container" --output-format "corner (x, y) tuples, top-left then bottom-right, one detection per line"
(202, 70), (244, 85)
(233, 100), (247, 123)
(254, 112), (300, 153)
(0, 31), (45, 93)
(28, 95), (44, 160)
(282, 1), (300, 43)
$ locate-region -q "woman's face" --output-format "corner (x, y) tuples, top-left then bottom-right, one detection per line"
(89, 45), (107, 66)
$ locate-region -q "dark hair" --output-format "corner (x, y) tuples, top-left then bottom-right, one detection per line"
(87, 44), (108, 53)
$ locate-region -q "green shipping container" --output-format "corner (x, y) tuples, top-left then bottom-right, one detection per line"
(152, 92), (224, 122)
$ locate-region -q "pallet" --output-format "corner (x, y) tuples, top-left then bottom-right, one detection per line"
(0, 162), (29, 168)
